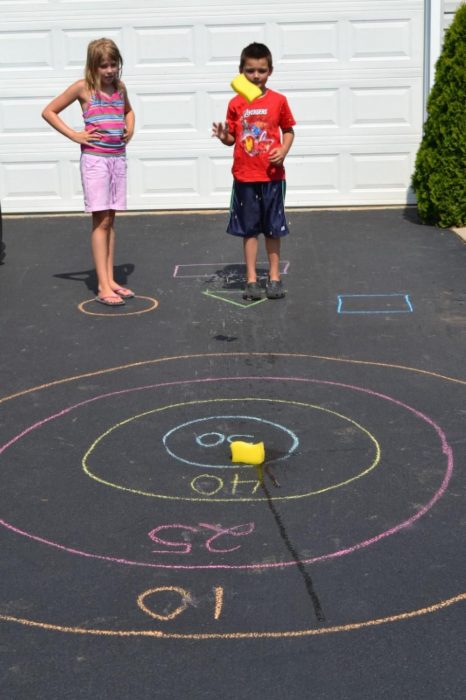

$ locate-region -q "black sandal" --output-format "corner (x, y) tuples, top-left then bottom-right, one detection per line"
(266, 279), (285, 299)
(242, 282), (263, 300)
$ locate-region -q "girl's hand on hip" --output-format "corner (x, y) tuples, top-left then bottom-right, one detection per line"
(123, 127), (134, 143)
(73, 129), (100, 145)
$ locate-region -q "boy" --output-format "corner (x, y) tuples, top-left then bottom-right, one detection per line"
(212, 42), (295, 300)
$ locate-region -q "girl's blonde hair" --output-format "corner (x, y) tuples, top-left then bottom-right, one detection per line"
(84, 38), (123, 92)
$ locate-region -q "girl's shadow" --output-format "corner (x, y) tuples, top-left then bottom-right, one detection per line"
(54, 263), (134, 293)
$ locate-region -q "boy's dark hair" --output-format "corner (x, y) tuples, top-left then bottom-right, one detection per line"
(239, 43), (273, 71)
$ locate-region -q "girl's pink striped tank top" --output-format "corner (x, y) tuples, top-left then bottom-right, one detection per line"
(81, 90), (126, 157)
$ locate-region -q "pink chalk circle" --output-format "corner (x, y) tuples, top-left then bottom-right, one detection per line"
(0, 375), (453, 571)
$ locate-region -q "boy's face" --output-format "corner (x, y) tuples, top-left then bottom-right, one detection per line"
(241, 57), (272, 92)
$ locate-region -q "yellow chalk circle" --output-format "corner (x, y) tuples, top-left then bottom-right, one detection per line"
(230, 74), (262, 103)
(230, 440), (265, 465)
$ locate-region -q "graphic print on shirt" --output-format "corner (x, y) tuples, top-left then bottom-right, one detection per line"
(240, 108), (274, 157)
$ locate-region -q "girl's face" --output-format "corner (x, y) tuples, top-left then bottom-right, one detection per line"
(97, 56), (119, 88)
(242, 57), (272, 92)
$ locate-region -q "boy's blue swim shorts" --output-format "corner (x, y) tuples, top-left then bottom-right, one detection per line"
(227, 180), (289, 238)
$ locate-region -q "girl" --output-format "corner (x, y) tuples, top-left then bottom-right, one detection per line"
(42, 38), (135, 305)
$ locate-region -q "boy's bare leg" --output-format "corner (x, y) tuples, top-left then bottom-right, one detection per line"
(243, 236), (259, 283)
(91, 210), (119, 300)
(265, 237), (281, 281)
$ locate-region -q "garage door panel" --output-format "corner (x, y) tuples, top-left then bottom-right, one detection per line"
(1, 160), (63, 203)
(137, 93), (199, 135)
(205, 24), (268, 65)
(349, 151), (414, 192)
(0, 97), (52, 134)
(287, 89), (340, 131)
(62, 28), (124, 68)
(138, 157), (200, 199)
(348, 19), (416, 62)
(0, 29), (54, 71)
(209, 157), (236, 195)
(287, 154), (341, 194)
(347, 81), (422, 132)
(277, 21), (340, 63)
(134, 26), (196, 68)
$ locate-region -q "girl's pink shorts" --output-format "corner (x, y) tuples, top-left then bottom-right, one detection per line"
(80, 153), (127, 212)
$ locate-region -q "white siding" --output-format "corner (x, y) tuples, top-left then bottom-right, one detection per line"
(444, 0), (463, 29)
(0, 0), (424, 212)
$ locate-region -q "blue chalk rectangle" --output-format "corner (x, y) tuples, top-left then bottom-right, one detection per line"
(337, 294), (413, 314)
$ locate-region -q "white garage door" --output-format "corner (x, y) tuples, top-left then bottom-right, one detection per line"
(0, 0), (424, 213)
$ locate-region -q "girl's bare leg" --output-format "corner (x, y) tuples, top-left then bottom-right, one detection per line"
(91, 210), (118, 299)
(106, 213), (134, 296)
(265, 237), (281, 281)
(106, 214), (116, 288)
(243, 236), (259, 283)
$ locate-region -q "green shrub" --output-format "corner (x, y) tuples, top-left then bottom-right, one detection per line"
(412, 3), (466, 227)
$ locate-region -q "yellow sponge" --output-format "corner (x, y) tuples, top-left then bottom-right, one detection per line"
(230, 74), (262, 103)
(230, 440), (265, 465)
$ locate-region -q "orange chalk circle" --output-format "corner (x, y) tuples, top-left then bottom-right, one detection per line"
(0, 592), (465, 639)
(137, 587), (192, 621)
(78, 295), (159, 317)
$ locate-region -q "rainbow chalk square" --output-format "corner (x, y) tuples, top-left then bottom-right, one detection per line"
(337, 294), (413, 314)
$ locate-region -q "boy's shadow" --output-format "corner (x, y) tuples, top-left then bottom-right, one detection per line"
(54, 263), (135, 293)
(211, 263), (269, 290)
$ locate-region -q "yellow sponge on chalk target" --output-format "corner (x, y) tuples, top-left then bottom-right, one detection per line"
(230, 74), (262, 103)
(230, 440), (265, 465)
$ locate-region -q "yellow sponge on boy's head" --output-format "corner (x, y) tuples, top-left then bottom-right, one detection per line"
(230, 440), (265, 465)
(230, 74), (262, 103)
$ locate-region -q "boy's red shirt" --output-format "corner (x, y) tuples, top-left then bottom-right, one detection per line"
(226, 88), (296, 182)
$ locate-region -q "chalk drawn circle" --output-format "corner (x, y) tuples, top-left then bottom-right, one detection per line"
(164, 414), (298, 468)
(0, 353), (461, 638)
(1, 591), (464, 639)
(78, 295), (159, 317)
(196, 432), (225, 447)
(137, 587), (192, 621)
(0, 377), (450, 569)
(82, 397), (378, 500)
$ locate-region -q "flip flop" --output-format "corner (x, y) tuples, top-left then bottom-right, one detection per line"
(95, 295), (126, 306)
(113, 287), (135, 299)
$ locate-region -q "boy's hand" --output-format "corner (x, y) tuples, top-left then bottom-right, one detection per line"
(268, 145), (287, 166)
(212, 122), (232, 144)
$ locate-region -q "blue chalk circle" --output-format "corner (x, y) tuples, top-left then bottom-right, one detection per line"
(196, 432), (225, 447)
(196, 433), (255, 447)
(163, 415), (299, 469)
